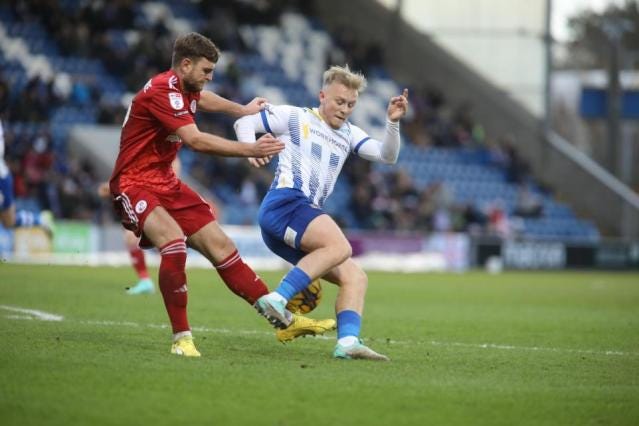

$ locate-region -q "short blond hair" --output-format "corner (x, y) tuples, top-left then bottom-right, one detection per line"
(322, 65), (367, 93)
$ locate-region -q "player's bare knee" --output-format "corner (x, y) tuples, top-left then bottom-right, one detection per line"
(148, 224), (181, 243)
(352, 264), (368, 288)
(165, 230), (185, 244)
(332, 241), (352, 264)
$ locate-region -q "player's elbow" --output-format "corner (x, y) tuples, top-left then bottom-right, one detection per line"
(176, 125), (204, 151)
(233, 117), (245, 132)
(182, 132), (207, 152)
(380, 153), (399, 164)
(233, 117), (255, 142)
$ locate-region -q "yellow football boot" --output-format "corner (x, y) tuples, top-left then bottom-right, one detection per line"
(170, 336), (201, 357)
(275, 314), (336, 343)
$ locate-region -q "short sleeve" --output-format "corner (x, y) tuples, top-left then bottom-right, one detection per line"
(147, 87), (195, 133)
(259, 104), (294, 135)
(350, 124), (372, 154)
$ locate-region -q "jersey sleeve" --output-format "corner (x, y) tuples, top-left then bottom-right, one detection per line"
(350, 124), (381, 161)
(234, 104), (293, 142)
(147, 86), (195, 133)
(350, 122), (401, 163)
(260, 104), (293, 134)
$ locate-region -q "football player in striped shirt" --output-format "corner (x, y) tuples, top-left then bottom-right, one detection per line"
(235, 65), (408, 360)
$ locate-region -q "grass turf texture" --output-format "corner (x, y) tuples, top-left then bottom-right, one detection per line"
(1, 264), (638, 425)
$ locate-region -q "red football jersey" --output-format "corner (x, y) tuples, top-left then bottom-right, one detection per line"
(110, 70), (200, 193)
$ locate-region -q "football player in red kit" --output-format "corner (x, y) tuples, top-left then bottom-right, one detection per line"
(109, 32), (335, 357)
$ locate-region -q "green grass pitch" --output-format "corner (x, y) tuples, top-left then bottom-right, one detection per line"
(1, 263), (638, 425)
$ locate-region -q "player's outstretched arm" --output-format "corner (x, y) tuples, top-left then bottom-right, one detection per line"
(380, 88), (409, 163)
(354, 89), (409, 165)
(177, 123), (284, 158)
(198, 90), (267, 117)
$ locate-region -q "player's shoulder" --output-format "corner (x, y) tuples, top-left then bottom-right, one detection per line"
(265, 103), (298, 113)
(135, 70), (189, 111)
(263, 103), (299, 118)
(146, 70), (180, 94)
(344, 120), (368, 141)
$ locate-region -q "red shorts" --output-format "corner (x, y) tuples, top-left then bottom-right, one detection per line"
(112, 182), (215, 248)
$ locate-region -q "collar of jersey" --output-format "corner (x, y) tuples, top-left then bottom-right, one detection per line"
(310, 107), (349, 134)
(310, 107), (324, 122)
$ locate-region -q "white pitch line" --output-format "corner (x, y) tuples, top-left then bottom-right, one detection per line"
(0, 305), (64, 321)
(66, 320), (639, 357)
(423, 340), (629, 357)
(3, 307), (637, 357)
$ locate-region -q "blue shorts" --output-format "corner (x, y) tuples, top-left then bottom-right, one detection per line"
(0, 173), (14, 211)
(258, 188), (326, 265)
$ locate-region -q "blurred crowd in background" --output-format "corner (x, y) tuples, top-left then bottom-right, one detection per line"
(2, 0), (542, 239)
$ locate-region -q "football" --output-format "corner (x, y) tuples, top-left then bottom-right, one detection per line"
(286, 279), (323, 314)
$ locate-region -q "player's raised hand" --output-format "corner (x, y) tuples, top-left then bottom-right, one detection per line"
(251, 133), (284, 157)
(387, 88), (409, 122)
(242, 97), (268, 115)
(248, 156), (273, 168)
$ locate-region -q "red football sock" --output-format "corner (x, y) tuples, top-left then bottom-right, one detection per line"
(215, 250), (269, 305)
(158, 239), (189, 333)
(128, 247), (150, 279)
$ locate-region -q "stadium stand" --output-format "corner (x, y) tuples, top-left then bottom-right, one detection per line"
(0, 0), (599, 242)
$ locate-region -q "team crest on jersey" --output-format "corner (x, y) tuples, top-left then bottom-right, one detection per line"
(135, 200), (148, 214)
(190, 100), (197, 113)
(168, 92), (184, 110)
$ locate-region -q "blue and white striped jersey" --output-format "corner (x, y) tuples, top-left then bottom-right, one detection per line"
(235, 104), (399, 207)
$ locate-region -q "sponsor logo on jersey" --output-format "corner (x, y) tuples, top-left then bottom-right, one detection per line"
(135, 200), (148, 214)
(168, 92), (184, 110)
(174, 110), (189, 117)
(190, 100), (197, 114)
(166, 134), (182, 143)
(309, 127), (349, 154)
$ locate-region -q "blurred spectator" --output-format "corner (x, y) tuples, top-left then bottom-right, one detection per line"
(487, 201), (512, 239)
(0, 73), (10, 118)
(514, 185), (544, 218)
(500, 135), (530, 184)
(22, 132), (55, 209)
(57, 157), (100, 220)
(459, 203), (486, 235)
(11, 76), (58, 122)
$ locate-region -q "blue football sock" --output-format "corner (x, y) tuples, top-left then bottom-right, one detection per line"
(274, 266), (312, 300)
(337, 310), (361, 339)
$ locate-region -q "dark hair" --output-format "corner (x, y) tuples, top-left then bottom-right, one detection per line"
(171, 32), (220, 67)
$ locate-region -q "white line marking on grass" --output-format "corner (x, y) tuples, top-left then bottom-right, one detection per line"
(0, 305), (64, 321)
(4, 310), (636, 357)
(423, 340), (629, 357)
